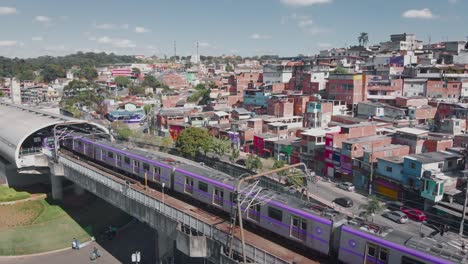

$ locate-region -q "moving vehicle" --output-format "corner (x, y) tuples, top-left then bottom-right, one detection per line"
(382, 211), (408, 224)
(336, 182), (355, 192)
(402, 209), (427, 222)
(333, 197), (354, 208)
(386, 201), (404, 211)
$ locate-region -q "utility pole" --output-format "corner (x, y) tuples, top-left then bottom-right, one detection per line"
(369, 144), (374, 196)
(460, 143), (468, 236)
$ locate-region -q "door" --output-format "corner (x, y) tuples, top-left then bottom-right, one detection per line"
(327, 167), (334, 177)
(376, 184), (398, 200)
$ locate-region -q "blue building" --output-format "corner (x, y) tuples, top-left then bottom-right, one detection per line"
(243, 88), (271, 108)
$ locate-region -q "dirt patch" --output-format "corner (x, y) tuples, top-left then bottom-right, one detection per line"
(0, 201), (44, 228)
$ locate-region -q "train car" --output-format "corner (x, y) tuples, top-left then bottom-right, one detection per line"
(337, 219), (466, 264)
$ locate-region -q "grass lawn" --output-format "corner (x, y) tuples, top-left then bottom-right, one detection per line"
(0, 186), (31, 202)
(0, 199), (89, 255)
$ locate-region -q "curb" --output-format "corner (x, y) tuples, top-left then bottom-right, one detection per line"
(0, 239), (94, 259)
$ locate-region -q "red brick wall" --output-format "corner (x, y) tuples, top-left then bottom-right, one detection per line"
(423, 139), (453, 152)
(367, 145), (410, 163)
(414, 107), (437, 120)
(426, 80), (461, 99)
(395, 97), (428, 107)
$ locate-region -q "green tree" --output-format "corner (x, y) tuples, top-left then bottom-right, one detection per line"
(142, 75), (159, 89)
(332, 66), (348, 74)
(229, 148), (240, 162)
(358, 196), (385, 222)
(114, 76), (131, 88)
(41, 64), (65, 83)
(17, 69), (36, 81)
(211, 137), (231, 157)
(129, 85), (146, 95)
(0, 91), (4, 97)
(246, 154), (263, 172)
(78, 66), (98, 81)
(161, 136), (173, 150)
(111, 121), (133, 140)
(143, 104), (152, 115)
(272, 159), (287, 179)
(225, 64), (234, 72)
(175, 127), (213, 158)
(132, 67), (141, 77)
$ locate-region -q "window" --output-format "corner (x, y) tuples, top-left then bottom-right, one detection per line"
(401, 256), (425, 264)
(424, 180), (429, 191)
(248, 204), (261, 222)
(438, 163), (443, 169)
(268, 207), (283, 222)
(213, 188), (224, 207)
(410, 162), (416, 169)
(379, 248), (388, 263)
(199, 182), (208, 192)
(184, 177), (194, 194)
(153, 166), (161, 182)
(143, 163), (150, 173)
(386, 166), (392, 173)
(124, 157), (130, 165)
(290, 216), (307, 241)
(448, 161), (453, 167)
(107, 151), (114, 159)
(116, 155), (122, 166)
(366, 243), (376, 257)
(133, 160), (140, 173)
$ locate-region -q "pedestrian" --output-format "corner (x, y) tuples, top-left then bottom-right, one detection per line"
(72, 238), (77, 250)
(76, 239), (80, 250)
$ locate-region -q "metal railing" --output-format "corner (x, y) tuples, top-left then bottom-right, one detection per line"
(59, 156), (289, 264)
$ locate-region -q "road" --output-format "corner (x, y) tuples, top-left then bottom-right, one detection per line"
(310, 180), (437, 235)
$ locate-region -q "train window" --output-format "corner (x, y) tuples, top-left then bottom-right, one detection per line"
(199, 182), (208, 192)
(366, 243), (376, 257)
(108, 151), (114, 159)
(213, 188), (224, 207)
(124, 157), (130, 164)
(143, 163), (150, 172)
(401, 256), (425, 264)
(153, 167), (161, 182)
(290, 216), (307, 241)
(379, 248), (388, 263)
(247, 204), (260, 222)
(184, 177), (194, 195)
(77, 140), (82, 147)
(133, 160), (140, 173)
(229, 193), (237, 203)
(268, 207), (283, 222)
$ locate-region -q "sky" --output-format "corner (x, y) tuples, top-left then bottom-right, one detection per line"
(0, 0), (467, 58)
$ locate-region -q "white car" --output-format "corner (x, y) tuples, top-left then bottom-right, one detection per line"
(336, 182), (355, 192)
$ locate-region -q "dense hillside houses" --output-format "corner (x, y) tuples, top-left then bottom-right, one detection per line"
(1, 34), (468, 224)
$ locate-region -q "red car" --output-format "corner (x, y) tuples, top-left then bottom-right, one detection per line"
(401, 209), (427, 221)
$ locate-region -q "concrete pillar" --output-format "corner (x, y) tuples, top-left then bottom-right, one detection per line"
(0, 158), (10, 186)
(49, 163), (64, 200)
(156, 230), (175, 264)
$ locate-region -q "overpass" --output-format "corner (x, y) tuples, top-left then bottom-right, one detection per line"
(0, 102), (318, 264)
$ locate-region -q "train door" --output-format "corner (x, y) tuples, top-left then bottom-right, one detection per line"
(364, 243), (388, 264)
(290, 215), (307, 242)
(170, 168), (175, 190)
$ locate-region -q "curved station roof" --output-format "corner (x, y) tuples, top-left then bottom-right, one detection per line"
(0, 101), (109, 168)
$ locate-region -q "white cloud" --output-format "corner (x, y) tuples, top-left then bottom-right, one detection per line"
(121, 24), (129, 29)
(95, 23), (115, 29)
(0, 40), (18, 47)
(135, 26), (150, 33)
(0, 7), (17, 15)
(35, 16), (51, 23)
(402, 8), (436, 19)
(290, 14), (328, 35)
(97, 36), (136, 48)
(32, 36), (43, 41)
(250, 33), (271, 40)
(280, 0), (332, 7)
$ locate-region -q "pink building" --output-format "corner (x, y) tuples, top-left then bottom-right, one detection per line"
(111, 68), (132, 77)
(326, 74), (367, 106)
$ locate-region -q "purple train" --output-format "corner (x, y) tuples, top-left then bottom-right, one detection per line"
(62, 135), (467, 264)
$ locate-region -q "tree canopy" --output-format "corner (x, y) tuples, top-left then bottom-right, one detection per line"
(332, 66), (348, 74)
(245, 154), (263, 172)
(359, 196), (385, 222)
(175, 127), (213, 158)
(41, 64), (66, 83)
(114, 76), (131, 88)
(77, 66), (98, 81)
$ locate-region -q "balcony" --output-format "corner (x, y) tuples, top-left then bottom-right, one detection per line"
(366, 94), (397, 100)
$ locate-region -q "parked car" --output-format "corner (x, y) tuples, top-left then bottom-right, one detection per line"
(382, 211), (408, 224)
(333, 197), (354, 208)
(401, 209), (427, 222)
(386, 201), (404, 211)
(336, 182), (355, 192)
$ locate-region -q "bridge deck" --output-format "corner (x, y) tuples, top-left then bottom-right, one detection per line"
(63, 153), (320, 264)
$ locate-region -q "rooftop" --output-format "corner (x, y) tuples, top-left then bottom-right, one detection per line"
(377, 155), (405, 164)
(301, 126), (341, 137)
(395, 127), (429, 135)
(406, 151), (464, 164)
(343, 135), (389, 144)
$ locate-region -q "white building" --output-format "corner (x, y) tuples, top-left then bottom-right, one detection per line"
(263, 64), (293, 84)
(403, 78), (427, 97)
